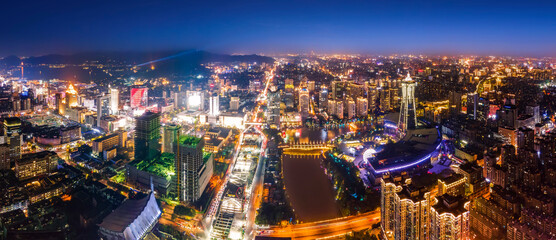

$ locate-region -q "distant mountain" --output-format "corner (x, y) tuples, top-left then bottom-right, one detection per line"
(0, 50), (275, 66)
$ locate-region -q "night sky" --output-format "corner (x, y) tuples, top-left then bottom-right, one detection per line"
(1, 0), (555, 57)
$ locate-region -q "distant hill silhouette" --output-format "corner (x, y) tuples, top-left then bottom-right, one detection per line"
(0, 50), (274, 66)
(0, 50), (274, 81)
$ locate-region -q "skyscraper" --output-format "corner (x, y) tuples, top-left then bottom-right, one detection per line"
(176, 135), (212, 202)
(162, 124), (180, 154)
(110, 87), (119, 114)
(2, 117), (21, 169)
(266, 86), (281, 128)
(66, 84), (78, 107)
(467, 93), (478, 120)
(299, 88), (310, 113)
(398, 73), (417, 133)
(97, 95), (110, 127)
(209, 95), (220, 116)
(319, 87), (328, 111)
(134, 112), (161, 161)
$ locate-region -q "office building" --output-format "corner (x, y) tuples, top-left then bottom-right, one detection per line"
(299, 88), (310, 113)
(3, 117), (21, 166)
(110, 86), (119, 114)
(209, 95), (220, 116)
(97, 95), (110, 127)
(319, 87), (328, 111)
(134, 112), (161, 161)
(266, 87), (281, 128)
(15, 151), (58, 180)
(66, 84), (78, 107)
(230, 97), (240, 111)
(130, 86), (148, 109)
(162, 124), (180, 154)
(176, 136), (212, 202)
(92, 133), (120, 158)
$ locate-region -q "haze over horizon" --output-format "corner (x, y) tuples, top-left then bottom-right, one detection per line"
(1, 0), (555, 57)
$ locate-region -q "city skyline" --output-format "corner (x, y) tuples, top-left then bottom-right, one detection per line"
(0, 0), (555, 57)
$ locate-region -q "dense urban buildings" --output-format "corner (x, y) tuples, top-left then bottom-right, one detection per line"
(0, 3), (555, 237)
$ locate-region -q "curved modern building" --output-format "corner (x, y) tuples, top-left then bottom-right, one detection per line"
(365, 126), (442, 184)
(98, 191), (161, 240)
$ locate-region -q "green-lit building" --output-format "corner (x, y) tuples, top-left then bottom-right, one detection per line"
(176, 135), (213, 203)
(134, 112), (161, 161)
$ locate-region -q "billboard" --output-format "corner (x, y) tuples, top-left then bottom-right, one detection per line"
(131, 87), (148, 108)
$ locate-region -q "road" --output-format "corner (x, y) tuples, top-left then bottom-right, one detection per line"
(244, 65), (275, 238)
(245, 128), (267, 239)
(259, 210), (380, 240)
(204, 64), (275, 239)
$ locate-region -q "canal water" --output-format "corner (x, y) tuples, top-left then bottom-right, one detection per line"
(281, 127), (357, 222)
(282, 154), (340, 222)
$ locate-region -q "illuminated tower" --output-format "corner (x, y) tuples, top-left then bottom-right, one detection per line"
(66, 84), (78, 107)
(398, 73), (417, 133)
(299, 88), (310, 113)
(110, 86), (119, 114)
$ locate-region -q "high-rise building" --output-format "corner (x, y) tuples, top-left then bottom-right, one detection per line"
(0, 144), (10, 170)
(307, 81), (315, 92)
(97, 95), (111, 127)
(266, 86), (281, 128)
(3, 117), (21, 162)
(66, 84), (78, 107)
(327, 99), (336, 116)
(319, 87), (328, 111)
(134, 112), (161, 161)
(497, 105), (518, 129)
(381, 179), (470, 240)
(517, 127), (534, 151)
(55, 92), (66, 116)
(399, 74), (417, 133)
(110, 87), (119, 114)
(186, 90), (204, 111)
(525, 105), (540, 124)
(467, 93), (478, 120)
(379, 88), (391, 111)
(130, 86), (148, 109)
(336, 101), (344, 119)
(449, 91), (463, 114)
(209, 95), (220, 116)
(176, 136), (212, 202)
(299, 89), (310, 113)
(229, 97), (240, 111)
(163, 124), (180, 154)
(356, 97), (368, 117)
(331, 81), (345, 100)
(347, 98), (356, 119)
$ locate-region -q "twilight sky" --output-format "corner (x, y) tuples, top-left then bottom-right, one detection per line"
(1, 0), (555, 57)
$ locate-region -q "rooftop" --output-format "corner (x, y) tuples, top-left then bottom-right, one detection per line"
(98, 192), (160, 234)
(178, 135), (202, 147)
